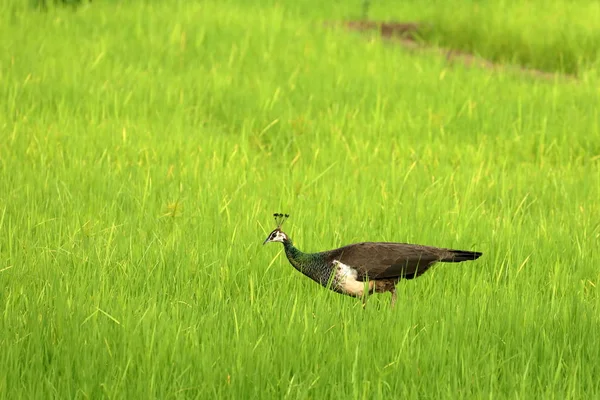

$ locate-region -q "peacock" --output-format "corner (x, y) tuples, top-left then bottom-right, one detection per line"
(263, 213), (482, 306)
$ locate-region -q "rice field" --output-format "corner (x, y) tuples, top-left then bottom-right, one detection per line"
(1, 0), (599, 398)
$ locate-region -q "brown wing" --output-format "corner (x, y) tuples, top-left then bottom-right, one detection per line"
(330, 242), (454, 281)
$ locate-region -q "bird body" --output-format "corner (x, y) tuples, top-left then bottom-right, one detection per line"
(264, 213), (482, 306)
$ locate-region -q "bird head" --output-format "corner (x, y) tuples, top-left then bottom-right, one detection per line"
(263, 213), (290, 245)
(263, 228), (288, 245)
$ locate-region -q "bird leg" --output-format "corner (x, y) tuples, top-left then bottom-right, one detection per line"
(390, 287), (397, 308)
(361, 293), (368, 309)
(361, 281), (371, 309)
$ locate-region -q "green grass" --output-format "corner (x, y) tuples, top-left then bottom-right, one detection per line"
(1, 0), (600, 398)
(360, 0), (600, 75)
(422, 0), (600, 75)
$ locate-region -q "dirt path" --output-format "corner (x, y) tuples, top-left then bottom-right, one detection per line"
(328, 20), (577, 82)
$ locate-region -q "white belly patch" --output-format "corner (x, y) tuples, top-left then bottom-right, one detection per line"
(333, 260), (374, 296)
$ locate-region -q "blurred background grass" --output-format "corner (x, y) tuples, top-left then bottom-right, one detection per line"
(0, 0), (599, 398)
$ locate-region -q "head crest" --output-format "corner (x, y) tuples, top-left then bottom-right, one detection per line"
(273, 213), (289, 228)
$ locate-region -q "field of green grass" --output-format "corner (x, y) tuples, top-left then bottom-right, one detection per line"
(1, 0), (599, 398)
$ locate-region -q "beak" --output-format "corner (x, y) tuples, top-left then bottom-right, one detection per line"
(263, 236), (270, 245)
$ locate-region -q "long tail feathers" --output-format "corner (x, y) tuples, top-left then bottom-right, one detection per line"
(443, 250), (483, 263)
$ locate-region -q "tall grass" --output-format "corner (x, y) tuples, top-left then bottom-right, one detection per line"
(0, 0), (599, 398)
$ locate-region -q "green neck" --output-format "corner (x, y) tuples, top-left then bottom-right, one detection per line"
(281, 237), (330, 286)
(282, 238), (305, 269)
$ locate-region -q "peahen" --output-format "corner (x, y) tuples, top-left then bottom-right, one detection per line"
(263, 213), (482, 306)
